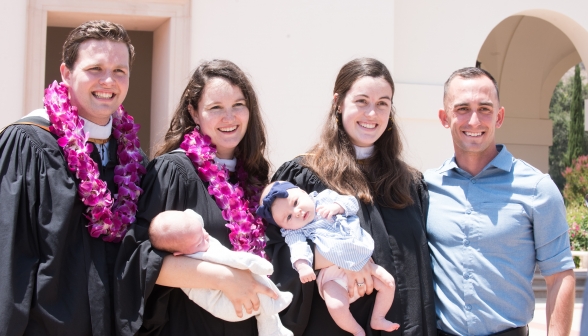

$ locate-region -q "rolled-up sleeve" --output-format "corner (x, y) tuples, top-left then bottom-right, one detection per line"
(532, 176), (575, 276)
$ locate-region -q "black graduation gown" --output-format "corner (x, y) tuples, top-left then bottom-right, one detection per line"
(0, 116), (147, 335)
(115, 151), (258, 336)
(267, 158), (437, 336)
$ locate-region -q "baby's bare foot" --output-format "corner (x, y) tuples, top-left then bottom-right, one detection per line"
(371, 317), (400, 332)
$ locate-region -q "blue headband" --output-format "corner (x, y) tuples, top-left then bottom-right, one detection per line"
(256, 181), (297, 226)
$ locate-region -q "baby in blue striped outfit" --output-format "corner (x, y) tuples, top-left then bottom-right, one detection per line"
(257, 181), (399, 336)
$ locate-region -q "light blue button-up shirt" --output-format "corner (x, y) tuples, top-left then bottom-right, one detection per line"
(425, 145), (574, 336)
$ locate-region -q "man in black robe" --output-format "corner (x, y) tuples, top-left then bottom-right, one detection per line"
(0, 20), (146, 335)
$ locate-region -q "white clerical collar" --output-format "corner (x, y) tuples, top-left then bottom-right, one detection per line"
(170, 150), (237, 172)
(80, 116), (112, 140)
(354, 145), (374, 160)
(214, 157), (237, 172)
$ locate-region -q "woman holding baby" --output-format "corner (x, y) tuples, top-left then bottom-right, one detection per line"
(266, 58), (437, 335)
(116, 57), (435, 336)
(115, 60), (279, 335)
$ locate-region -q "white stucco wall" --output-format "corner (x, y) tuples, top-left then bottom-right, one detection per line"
(191, 0), (396, 172)
(0, 1), (28, 127)
(3, 0), (588, 173)
(189, 0), (588, 172)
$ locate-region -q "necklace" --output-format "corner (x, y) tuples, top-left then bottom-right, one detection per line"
(44, 81), (145, 243)
(180, 128), (266, 257)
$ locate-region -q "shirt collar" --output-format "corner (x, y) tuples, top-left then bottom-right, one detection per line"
(486, 145), (514, 172)
(80, 116), (112, 140)
(354, 145), (374, 160)
(214, 157), (237, 172)
(437, 145), (513, 175)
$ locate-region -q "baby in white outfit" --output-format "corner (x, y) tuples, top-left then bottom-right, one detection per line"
(149, 209), (293, 336)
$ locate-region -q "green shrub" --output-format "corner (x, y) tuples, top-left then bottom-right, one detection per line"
(567, 204), (588, 251)
(562, 155), (588, 207)
(562, 155), (588, 252)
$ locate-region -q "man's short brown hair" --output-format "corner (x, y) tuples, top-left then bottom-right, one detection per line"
(62, 20), (135, 70)
(443, 67), (500, 104)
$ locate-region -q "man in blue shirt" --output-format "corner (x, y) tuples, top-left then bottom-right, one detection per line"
(425, 67), (575, 336)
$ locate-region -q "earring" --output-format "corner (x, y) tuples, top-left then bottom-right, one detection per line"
(195, 124), (201, 131)
(387, 116), (393, 131)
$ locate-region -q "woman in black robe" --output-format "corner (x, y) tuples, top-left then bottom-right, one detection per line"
(115, 60), (277, 335)
(266, 58), (437, 336)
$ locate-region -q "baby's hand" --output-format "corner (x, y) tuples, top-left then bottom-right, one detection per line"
(316, 203), (345, 221)
(294, 260), (316, 283)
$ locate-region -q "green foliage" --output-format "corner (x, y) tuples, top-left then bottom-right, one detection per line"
(566, 65), (586, 167)
(550, 64), (588, 252)
(549, 64), (588, 190)
(549, 81), (571, 190)
(563, 155), (588, 251)
(563, 155), (588, 206)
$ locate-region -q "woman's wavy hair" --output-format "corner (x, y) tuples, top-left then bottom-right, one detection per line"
(302, 58), (418, 208)
(155, 59), (270, 187)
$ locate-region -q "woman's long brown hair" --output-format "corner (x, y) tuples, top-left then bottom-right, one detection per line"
(302, 58), (417, 208)
(155, 59), (270, 188)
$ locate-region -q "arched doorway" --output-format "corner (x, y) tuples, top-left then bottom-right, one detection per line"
(477, 11), (588, 173)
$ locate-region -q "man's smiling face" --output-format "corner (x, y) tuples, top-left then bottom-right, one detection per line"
(60, 39), (130, 125)
(439, 75), (504, 160)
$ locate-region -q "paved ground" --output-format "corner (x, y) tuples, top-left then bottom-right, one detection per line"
(529, 300), (583, 335)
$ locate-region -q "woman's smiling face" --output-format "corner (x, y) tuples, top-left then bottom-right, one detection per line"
(189, 77), (250, 159)
(338, 76), (393, 148)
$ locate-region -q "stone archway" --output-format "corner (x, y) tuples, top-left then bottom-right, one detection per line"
(477, 11), (588, 173)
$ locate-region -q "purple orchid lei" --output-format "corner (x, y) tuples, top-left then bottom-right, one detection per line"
(180, 128), (266, 257)
(44, 81), (145, 243)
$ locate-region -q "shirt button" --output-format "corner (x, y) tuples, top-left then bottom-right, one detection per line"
(465, 304), (472, 311)
(464, 239), (470, 246)
(471, 179), (476, 184)
(465, 209), (472, 215)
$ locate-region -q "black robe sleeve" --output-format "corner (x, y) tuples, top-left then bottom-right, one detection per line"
(267, 159), (436, 336)
(0, 124), (48, 335)
(115, 152), (258, 336)
(0, 121), (133, 336)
